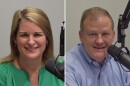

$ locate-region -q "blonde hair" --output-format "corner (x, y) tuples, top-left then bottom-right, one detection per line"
(1, 7), (53, 63)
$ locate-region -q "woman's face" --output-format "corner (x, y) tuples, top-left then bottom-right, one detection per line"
(15, 19), (47, 60)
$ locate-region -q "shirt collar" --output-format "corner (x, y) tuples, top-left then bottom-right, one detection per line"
(78, 43), (111, 68)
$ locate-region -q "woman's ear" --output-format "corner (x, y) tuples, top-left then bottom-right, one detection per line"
(13, 37), (17, 45)
(46, 40), (48, 46)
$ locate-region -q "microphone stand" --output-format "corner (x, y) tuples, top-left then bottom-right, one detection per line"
(54, 21), (65, 81)
(111, 0), (130, 70)
(117, 0), (130, 54)
(45, 21), (65, 81)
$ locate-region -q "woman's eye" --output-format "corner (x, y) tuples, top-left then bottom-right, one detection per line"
(34, 34), (42, 37)
(20, 34), (28, 37)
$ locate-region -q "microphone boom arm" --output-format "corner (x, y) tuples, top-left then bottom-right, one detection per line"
(118, 0), (130, 48)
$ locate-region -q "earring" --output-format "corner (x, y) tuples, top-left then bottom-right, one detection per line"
(15, 44), (17, 48)
(46, 43), (48, 46)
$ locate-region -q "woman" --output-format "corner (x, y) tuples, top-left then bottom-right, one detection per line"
(0, 7), (63, 86)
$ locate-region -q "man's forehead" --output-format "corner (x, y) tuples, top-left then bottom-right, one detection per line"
(84, 16), (112, 26)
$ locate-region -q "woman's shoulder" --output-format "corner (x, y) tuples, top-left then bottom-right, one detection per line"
(40, 67), (64, 86)
(0, 62), (12, 73)
(0, 62), (12, 85)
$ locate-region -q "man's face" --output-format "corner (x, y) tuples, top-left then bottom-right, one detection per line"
(79, 16), (115, 64)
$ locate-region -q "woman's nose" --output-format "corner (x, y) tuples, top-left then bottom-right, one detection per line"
(27, 36), (35, 46)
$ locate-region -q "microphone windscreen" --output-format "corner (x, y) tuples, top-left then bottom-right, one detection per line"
(45, 59), (64, 81)
(45, 59), (56, 75)
(108, 45), (121, 58)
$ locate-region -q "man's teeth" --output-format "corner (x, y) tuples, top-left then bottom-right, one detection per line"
(94, 47), (105, 49)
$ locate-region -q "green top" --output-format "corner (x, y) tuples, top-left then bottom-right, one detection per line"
(0, 62), (64, 86)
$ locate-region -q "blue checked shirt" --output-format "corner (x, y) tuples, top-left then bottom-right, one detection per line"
(66, 43), (130, 86)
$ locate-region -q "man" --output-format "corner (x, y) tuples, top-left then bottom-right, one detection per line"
(66, 7), (130, 86)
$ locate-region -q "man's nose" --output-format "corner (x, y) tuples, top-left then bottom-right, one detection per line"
(95, 35), (104, 45)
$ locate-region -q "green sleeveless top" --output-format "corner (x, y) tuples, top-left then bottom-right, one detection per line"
(0, 62), (64, 86)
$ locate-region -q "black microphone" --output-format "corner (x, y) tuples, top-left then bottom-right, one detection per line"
(108, 45), (130, 70)
(45, 22), (65, 81)
(45, 59), (64, 81)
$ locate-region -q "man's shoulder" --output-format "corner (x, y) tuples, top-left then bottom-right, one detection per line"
(66, 44), (81, 56)
(66, 44), (84, 66)
(66, 45), (80, 58)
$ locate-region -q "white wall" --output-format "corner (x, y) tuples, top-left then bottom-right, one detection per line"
(66, 0), (130, 52)
(0, 0), (64, 58)
(0, 0), (130, 57)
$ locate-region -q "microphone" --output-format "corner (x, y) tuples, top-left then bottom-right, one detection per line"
(45, 21), (65, 81)
(45, 59), (64, 81)
(108, 45), (130, 70)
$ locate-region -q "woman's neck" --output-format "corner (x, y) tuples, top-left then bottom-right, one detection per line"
(13, 57), (43, 73)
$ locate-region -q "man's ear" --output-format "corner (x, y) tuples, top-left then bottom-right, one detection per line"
(113, 30), (115, 37)
(79, 30), (83, 42)
(112, 30), (115, 41)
